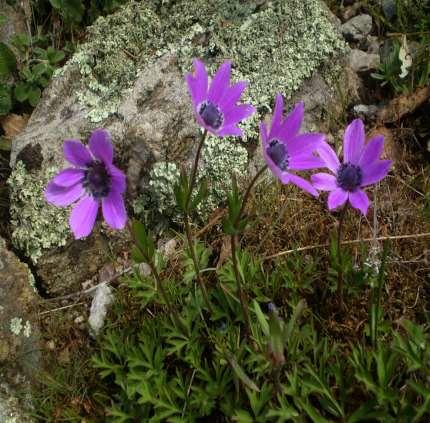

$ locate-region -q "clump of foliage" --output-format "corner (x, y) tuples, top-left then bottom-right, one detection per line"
(366, 0), (430, 93)
(92, 237), (430, 421)
(0, 26), (65, 113)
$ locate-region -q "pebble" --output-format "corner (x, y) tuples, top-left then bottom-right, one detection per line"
(352, 104), (380, 121)
(74, 315), (85, 325)
(349, 49), (380, 72)
(341, 14), (373, 42)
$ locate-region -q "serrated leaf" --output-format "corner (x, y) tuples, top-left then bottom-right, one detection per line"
(14, 82), (29, 102)
(27, 87), (41, 107)
(0, 42), (16, 76)
(0, 85), (12, 116)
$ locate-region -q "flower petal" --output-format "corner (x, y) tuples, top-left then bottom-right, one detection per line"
(279, 101), (304, 138)
(259, 122), (268, 147)
(64, 140), (92, 167)
(268, 94), (284, 138)
(286, 133), (325, 157)
(108, 164), (126, 194)
(207, 60), (231, 104)
(219, 81), (247, 110)
(349, 190), (370, 215)
(45, 181), (83, 207)
(343, 119), (365, 165)
(89, 129), (113, 164)
(316, 142), (340, 174)
(102, 189), (127, 230)
(289, 155), (325, 170)
(359, 135), (384, 166)
(328, 187), (348, 210)
(311, 173), (337, 191)
(216, 124), (244, 138)
(50, 168), (85, 187)
(361, 160), (392, 186)
(223, 104), (255, 126)
(69, 195), (99, 239)
(288, 173), (319, 197)
(186, 59), (208, 106)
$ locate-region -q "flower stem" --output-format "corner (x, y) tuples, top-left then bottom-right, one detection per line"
(230, 165), (267, 335)
(183, 129), (212, 312)
(230, 233), (252, 334)
(184, 214), (213, 312)
(336, 203), (348, 306)
(236, 165), (268, 225)
(127, 222), (187, 334)
(185, 129), (207, 211)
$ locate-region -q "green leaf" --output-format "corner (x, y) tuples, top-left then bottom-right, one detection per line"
(0, 84), (12, 116)
(132, 220), (155, 260)
(32, 63), (48, 78)
(46, 47), (65, 64)
(0, 15), (7, 27)
(49, 0), (85, 23)
(252, 300), (269, 337)
(14, 82), (29, 102)
(27, 87), (41, 107)
(226, 353), (260, 392)
(0, 42), (16, 76)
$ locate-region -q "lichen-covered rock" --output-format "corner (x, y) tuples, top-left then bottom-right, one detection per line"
(9, 0), (349, 295)
(0, 237), (40, 420)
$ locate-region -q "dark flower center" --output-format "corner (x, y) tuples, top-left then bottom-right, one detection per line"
(267, 139), (289, 171)
(84, 161), (111, 198)
(198, 101), (223, 130)
(336, 163), (362, 192)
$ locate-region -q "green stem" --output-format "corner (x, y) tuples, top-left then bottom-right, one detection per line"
(185, 129), (207, 211)
(127, 222), (187, 334)
(230, 233), (252, 335)
(336, 204), (348, 305)
(230, 165), (267, 334)
(183, 129), (212, 312)
(184, 214), (213, 312)
(236, 165), (268, 225)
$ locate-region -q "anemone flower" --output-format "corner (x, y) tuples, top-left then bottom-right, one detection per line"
(185, 59), (255, 137)
(45, 129), (127, 239)
(260, 94), (326, 197)
(311, 119), (392, 215)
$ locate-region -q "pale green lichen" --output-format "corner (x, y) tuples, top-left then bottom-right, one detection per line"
(134, 136), (248, 222)
(7, 161), (69, 263)
(23, 321), (32, 338)
(62, 0), (345, 126)
(9, 317), (22, 336)
(58, 3), (161, 122)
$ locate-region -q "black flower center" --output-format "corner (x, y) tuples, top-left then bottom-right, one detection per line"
(267, 139), (289, 171)
(336, 163), (362, 192)
(84, 161), (111, 198)
(198, 101), (223, 130)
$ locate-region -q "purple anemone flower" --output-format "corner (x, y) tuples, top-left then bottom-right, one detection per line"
(185, 59), (255, 137)
(260, 94), (326, 197)
(311, 119), (392, 215)
(45, 129), (127, 239)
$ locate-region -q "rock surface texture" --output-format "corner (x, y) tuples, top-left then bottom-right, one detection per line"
(0, 237), (39, 421)
(9, 0), (350, 295)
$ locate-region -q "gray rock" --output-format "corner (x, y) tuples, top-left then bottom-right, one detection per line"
(352, 104), (380, 121)
(0, 237), (40, 421)
(9, 0), (348, 296)
(0, 1), (28, 44)
(366, 35), (382, 54)
(88, 282), (114, 336)
(349, 49), (380, 72)
(341, 14), (373, 42)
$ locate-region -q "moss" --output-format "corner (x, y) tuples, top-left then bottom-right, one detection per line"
(62, 0), (345, 125)
(7, 161), (69, 263)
